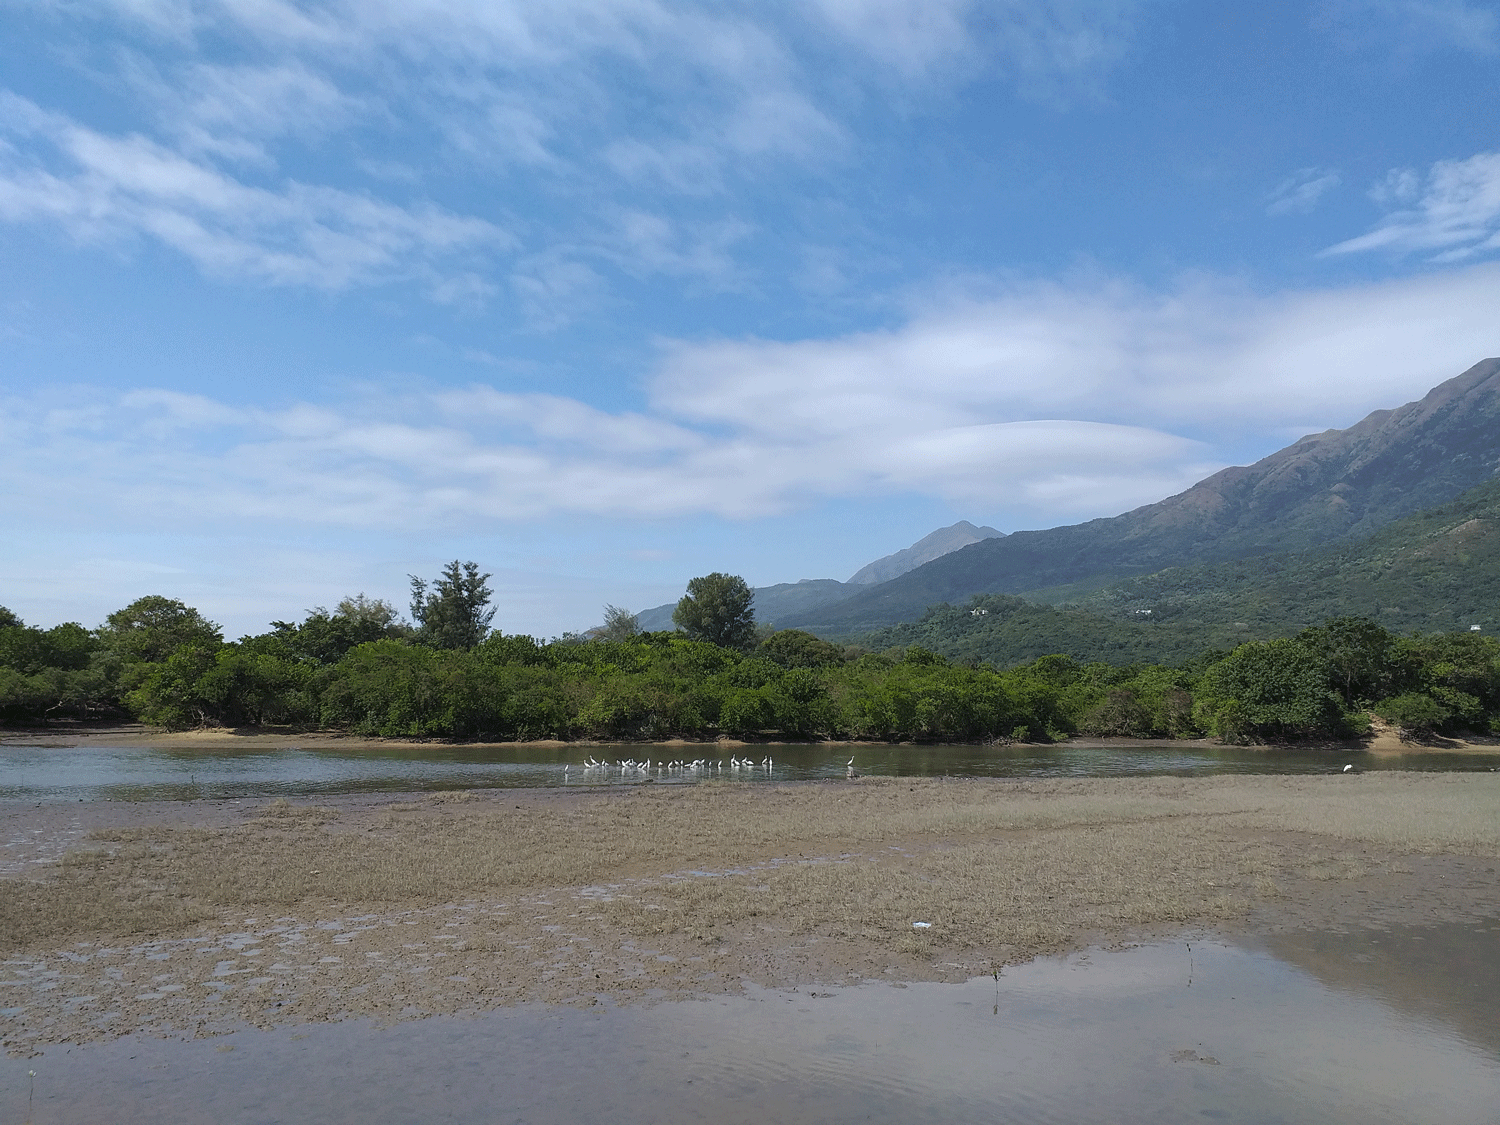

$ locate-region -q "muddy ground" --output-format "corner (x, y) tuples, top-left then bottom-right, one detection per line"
(3, 773), (1498, 1057)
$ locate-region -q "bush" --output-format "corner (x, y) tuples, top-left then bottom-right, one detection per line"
(1374, 692), (1450, 738)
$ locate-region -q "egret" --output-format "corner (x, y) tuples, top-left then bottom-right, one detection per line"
(1342, 764), (1354, 773)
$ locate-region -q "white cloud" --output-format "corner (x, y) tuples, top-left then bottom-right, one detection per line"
(1326, 151), (1500, 260)
(650, 266), (1500, 440)
(4, 264), (1498, 536)
(0, 92), (509, 289)
(54, 0), (1141, 178)
(120, 58), (362, 163)
(0, 0), (1153, 312)
(1266, 168), (1341, 216)
(809, 0), (1144, 97)
(1369, 166), (1420, 206)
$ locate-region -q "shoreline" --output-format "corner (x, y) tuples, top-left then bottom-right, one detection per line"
(3, 772), (1498, 1056)
(5, 721), (1498, 755)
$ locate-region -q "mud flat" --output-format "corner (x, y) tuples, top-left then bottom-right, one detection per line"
(3, 773), (1498, 1057)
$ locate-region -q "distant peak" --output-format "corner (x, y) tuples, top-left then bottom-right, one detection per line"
(847, 520), (1005, 585)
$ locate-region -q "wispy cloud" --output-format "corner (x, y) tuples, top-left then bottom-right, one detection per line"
(1325, 151), (1500, 260)
(809, 0), (1146, 98)
(0, 0), (1150, 308)
(0, 92), (509, 289)
(5, 264), (1498, 534)
(1267, 167), (1341, 215)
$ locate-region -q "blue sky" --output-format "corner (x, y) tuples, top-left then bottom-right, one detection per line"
(3, 0), (1499, 638)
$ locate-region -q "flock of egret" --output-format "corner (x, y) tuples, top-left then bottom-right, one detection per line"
(565, 755), (778, 781)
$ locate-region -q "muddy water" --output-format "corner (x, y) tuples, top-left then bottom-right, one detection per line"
(5, 740), (1499, 802)
(5, 923), (1496, 1124)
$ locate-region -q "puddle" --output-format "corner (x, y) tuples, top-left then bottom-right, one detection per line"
(3, 926), (1496, 1124)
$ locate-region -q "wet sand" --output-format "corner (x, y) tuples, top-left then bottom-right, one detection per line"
(3, 773), (1498, 1057)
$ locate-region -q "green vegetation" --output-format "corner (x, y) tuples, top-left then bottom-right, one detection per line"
(672, 572), (757, 651)
(1063, 476), (1500, 635)
(409, 561), (496, 650)
(838, 478), (1500, 670)
(4, 571), (1496, 743)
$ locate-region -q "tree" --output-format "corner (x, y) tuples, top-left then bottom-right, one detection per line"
(0, 606), (21, 629)
(599, 604), (640, 642)
(672, 573), (756, 650)
(270, 594), (407, 665)
(98, 596), (222, 665)
(410, 561), (496, 650)
(1296, 616), (1395, 707)
(758, 628), (845, 668)
(1200, 638), (1344, 741)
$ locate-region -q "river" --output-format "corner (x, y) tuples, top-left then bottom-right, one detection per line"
(2, 738), (1498, 802)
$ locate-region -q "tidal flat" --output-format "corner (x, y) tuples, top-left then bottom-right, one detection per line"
(3, 773), (1499, 1057)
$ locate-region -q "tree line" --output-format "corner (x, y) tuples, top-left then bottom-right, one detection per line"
(3, 565), (1497, 744)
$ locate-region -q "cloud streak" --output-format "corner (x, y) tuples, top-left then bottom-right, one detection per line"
(1327, 152), (1500, 261)
(0, 93), (508, 290)
(0, 0), (1150, 308)
(4, 264), (1498, 535)
(1267, 168), (1341, 215)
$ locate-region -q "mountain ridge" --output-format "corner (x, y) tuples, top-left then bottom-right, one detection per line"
(784, 357), (1500, 634)
(846, 474), (1500, 668)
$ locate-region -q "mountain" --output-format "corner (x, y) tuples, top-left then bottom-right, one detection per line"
(853, 475), (1500, 668)
(847, 520), (1003, 585)
(633, 579), (852, 632)
(786, 357), (1500, 634)
(629, 518), (1007, 632)
(1069, 474), (1500, 635)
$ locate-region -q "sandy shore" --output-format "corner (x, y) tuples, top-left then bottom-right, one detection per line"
(2, 772), (1498, 1057)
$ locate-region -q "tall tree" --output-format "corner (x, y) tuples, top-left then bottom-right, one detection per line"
(270, 593), (407, 665)
(1296, 616), (1395, 707)
(598, 604), (640, 642)
(673, 573), (756, 650)
(410, 561), (496, 650)
(98, 596), (222, 664)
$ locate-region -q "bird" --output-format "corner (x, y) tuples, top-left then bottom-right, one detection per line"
(1342, 764), (1354, 773)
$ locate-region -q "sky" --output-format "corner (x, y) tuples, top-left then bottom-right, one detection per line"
(3, 0), (1500, 639)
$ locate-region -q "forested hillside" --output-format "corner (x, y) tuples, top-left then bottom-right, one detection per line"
(853, 477), (1500, 667)
(1069, 476), (1500, 633)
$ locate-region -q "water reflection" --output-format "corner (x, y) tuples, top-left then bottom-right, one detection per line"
(4, 929), (1496, 1124)
(2, 739), (1499, 802)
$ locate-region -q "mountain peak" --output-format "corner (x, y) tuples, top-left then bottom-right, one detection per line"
(847, 520), (1004, 585)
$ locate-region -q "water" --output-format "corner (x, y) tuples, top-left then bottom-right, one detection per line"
(4, 923), (1496, 1124)
(2, 739), (1498, 802)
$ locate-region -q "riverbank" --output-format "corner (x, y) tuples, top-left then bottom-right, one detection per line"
(7, 721), (1500, 755)
(3, 773), (1498, 1057)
